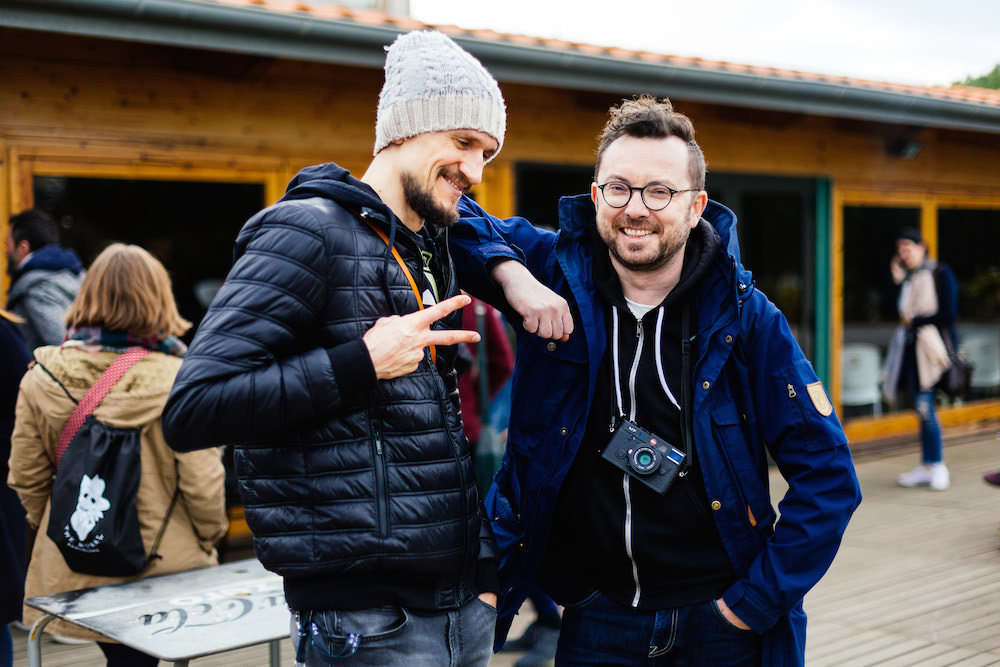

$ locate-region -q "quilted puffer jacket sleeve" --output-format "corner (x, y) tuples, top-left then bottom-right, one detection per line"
(163, 201), (376, 451)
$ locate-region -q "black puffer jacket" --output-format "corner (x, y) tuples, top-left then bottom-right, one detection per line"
(163, 162), (495, 612)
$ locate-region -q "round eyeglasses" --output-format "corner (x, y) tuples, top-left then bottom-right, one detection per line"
(596, 181), (699, 211)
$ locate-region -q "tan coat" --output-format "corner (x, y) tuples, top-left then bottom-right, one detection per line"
(7, 345), (228, 641)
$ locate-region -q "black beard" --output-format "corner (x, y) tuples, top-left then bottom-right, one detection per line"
(402, 173), (458, 231)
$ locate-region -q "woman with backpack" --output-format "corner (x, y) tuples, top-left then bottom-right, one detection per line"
(8, 243), (228, 667)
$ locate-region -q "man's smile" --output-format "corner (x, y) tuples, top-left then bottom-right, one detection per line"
(441, 172), (469, 196)
(622, 227), (655, 238)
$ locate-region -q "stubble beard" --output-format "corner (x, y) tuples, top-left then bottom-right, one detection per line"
(402, 171), (462, 232)
(601, 209), (693, 274)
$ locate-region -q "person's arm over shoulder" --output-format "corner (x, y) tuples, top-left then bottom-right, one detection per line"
(452, 196), (529, 294)
(162, 203), (377, 452)
(720, 300), (862, 633)
(452, 196), (573, 341)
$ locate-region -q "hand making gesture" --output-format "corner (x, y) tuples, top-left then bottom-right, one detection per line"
(363, 294), (480, 380)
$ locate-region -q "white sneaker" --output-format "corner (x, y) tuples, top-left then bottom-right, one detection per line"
(897, 464), (950, 490)
(929, 463), (950, 490)
(897, 465), (932, 487)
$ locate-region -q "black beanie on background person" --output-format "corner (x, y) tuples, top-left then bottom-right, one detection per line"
(896, 227), (924, 244)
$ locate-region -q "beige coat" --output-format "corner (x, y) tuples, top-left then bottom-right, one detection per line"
(8, 345), (228, 641)
(900, 268), (951, 391)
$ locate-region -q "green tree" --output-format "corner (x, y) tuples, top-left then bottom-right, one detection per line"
(956, 64), (1000, 89)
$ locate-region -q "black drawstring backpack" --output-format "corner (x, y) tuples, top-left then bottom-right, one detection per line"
(37, 348), (178, 577)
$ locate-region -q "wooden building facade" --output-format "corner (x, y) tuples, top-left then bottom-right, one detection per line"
(3, 0), (1000, 443)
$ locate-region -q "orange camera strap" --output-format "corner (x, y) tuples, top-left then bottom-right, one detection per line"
(362, 218), (436, 365)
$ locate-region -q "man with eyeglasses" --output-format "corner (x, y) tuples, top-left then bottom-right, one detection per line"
(452, 96), (861, 666)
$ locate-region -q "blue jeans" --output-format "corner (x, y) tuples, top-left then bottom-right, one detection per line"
(290, 597), (495, 666)
(556, 592), (762, 666)
(915, 390), (943, 464)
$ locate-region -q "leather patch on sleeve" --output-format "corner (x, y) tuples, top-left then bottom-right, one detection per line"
(806, 381), (834, 417)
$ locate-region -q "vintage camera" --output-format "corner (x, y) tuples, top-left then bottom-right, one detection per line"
(601, 418), (685, 495)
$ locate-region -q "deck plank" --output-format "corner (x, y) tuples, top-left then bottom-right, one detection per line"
(11, 428), (1000, 666)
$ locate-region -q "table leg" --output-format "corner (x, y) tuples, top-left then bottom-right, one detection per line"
(26, 614), (55, 667)
(269, 638), (281, 666)
(171, 661), (189, 667)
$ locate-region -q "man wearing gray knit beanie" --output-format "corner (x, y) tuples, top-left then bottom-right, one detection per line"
(364, 29), (507, 233)
(163, 28), (572, 667)
(374, 30), (506, 157)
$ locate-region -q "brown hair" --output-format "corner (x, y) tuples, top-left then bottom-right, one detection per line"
(65, 243), (191, 338)
(595, 95), (706, 190)
(1, 308), (23, 324)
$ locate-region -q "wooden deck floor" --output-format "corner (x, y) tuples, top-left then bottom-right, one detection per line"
(11, 429), (1000, 666)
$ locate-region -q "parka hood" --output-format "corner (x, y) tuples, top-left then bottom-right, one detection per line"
(16, 245), (83, 277)
(28, 346), (180, 431)
(280, 162), (394, 222)
(9, 245), (84, 298)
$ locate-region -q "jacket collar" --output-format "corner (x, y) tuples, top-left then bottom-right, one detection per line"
(11, 244), (83, 285)
(281, 161), (396, 225)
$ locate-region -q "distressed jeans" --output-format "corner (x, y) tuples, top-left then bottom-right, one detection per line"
(290, 597), (495, 666)
(915, 390), (944, 464)
(556, 592), (762, 666)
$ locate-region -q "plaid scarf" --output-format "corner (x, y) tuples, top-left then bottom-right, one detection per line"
(66, 326), (187, 357)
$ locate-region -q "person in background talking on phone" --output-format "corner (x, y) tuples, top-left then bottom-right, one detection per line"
(451, 96), (862, 666)
(884, 227), (955, 491)
(161, 30), (569, 666)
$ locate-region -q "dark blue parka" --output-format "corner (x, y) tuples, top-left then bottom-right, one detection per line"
(452, 194), (862, 665)
(163, 163), (495, 613)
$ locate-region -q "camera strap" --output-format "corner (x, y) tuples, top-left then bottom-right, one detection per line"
(679, 300), (696, 475)
(606, 300), (697, 475)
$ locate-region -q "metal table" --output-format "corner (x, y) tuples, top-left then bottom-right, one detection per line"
(26, 558), (286, 666)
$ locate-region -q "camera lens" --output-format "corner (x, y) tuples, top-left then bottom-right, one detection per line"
(629, 446), (660, 475)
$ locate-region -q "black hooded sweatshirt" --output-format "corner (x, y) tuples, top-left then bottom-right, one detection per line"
(542, 220), (736, 610)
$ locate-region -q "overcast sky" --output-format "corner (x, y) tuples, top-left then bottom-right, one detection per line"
(409, 0), (998, 87)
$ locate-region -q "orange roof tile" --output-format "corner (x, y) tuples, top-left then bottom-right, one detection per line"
(198, 0), (1000, 109)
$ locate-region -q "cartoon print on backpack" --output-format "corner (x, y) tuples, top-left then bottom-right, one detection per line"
(67, 474), (111, 546)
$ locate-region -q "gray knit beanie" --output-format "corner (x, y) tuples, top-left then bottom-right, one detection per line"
(374, 30), (506, 158)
